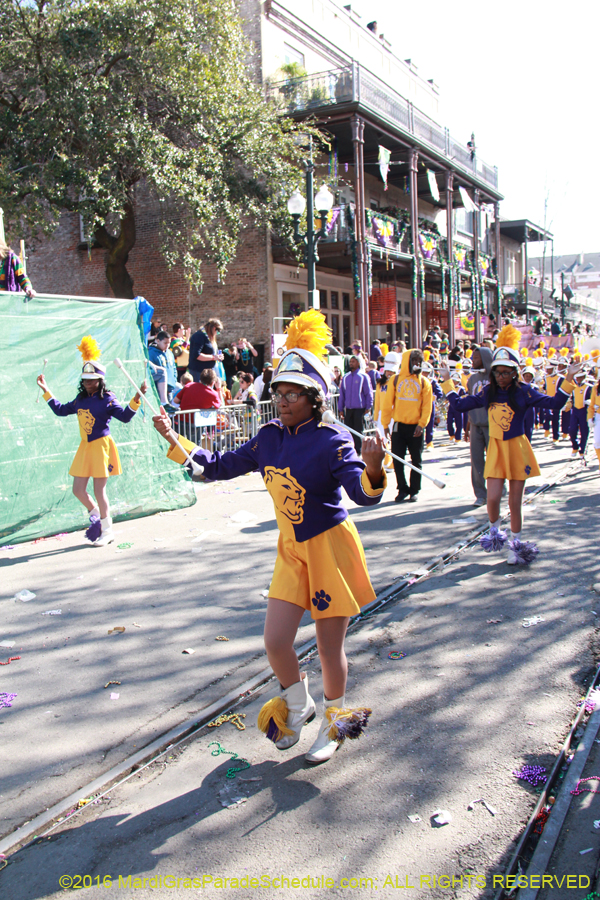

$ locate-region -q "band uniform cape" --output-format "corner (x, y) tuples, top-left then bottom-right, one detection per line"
(167, 418), (386, 618)
(441, 378), (574, 480)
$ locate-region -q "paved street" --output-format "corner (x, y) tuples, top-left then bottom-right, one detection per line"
(1, 431), (599, 899)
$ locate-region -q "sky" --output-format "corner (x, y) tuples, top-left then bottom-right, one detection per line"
(352, 0), (599, 257)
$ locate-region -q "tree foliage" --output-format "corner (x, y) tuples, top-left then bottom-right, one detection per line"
(0, 0), (311, 296)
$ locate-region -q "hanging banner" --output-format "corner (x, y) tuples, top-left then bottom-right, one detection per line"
(427, 169), (440, 202)
(419, 231), (438, 260)
(371, 215), (395, 247)
(458, 185), (476, 213)
(324, 207), (341, 235)
(378, 145), (391, 190)
(454, 245), (468, 270)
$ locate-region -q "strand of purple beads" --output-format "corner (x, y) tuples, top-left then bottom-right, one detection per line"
(513, 765), (547, 786)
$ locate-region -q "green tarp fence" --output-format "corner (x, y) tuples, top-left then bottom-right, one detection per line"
(0, 291), (195, 544)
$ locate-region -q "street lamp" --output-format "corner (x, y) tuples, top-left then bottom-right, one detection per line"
(287, 163), (334, 310)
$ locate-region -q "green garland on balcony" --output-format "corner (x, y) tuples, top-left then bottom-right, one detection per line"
(440, 262), (447, 310)
(412, 254), (418, 307)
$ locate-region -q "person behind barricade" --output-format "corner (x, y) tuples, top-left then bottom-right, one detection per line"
(439, 325), (580, 565)
(188, 318), (224, 383)
(254, 365), (274, 403)
(237, 373), (258, 409)
(36, 336), (146, 546)
(466, 346), (493, 506)
(177, 368), (221, 411)
(152, 309), (385, 766)
(0, 239), (36, 298)
(171, 372), (193, 407)
(236, 338), (259, 376)
(170, 324), (190, 381)
(338, 355), (374, 453)
(380, 348), (433, 503)
(148, 331), (178, 406)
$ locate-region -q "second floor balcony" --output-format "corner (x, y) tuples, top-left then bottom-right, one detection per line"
(266, 64), (499, 193)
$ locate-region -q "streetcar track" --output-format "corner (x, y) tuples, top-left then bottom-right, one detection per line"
(0, 452), (589, 866)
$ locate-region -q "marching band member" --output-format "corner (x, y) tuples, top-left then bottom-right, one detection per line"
(153, 311), (385, 765)
(440, 326), (580, 564)
(37, 337), (146, 546)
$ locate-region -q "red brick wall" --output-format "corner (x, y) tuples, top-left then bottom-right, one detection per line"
(26, 184), (271, 347)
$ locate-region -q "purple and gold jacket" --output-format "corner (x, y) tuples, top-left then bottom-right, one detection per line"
(44, 391), (141, 442)
(167, 416), (386, 542)
(442, 379), (574, 442)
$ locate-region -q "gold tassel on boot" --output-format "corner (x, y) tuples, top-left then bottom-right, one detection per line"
(257, 697), (294, 743)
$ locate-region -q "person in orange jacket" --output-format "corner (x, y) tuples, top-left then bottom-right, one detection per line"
(380, 348), (433, 502)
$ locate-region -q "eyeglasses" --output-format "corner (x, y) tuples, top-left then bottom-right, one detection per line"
(270, 389), (308, 404)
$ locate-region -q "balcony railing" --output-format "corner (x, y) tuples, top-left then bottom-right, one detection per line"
(265, 64), (499, 192)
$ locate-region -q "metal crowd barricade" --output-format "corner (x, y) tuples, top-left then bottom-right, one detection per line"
(169, 394), (376, 457)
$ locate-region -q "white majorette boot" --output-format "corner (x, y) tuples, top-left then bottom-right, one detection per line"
(257, 674), (316, 750)
(507, 531), (539, 566)
(305, 696), (372, 766)
(94, 516), (114, 547)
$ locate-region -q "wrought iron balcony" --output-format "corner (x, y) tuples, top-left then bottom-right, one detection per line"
(266, 64), (499, 192)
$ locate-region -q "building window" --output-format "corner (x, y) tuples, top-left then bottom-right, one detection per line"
(370, 199), (379, 210)
(330, 290), (339, 309)
(342, 292), (350, 310)
(284, 43), (305, 67)
(331, 314), (340, 345)
(319, 289), (328, 308)
(455, 209), (474, 236)
(282, 291), (305, 318)
(343, 316), (352, 348)
(404, 302), (410, 317)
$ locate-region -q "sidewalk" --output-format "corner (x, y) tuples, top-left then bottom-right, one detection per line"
(1, 441), (598, 899)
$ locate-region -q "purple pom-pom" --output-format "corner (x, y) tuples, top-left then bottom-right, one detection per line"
(85, 515), (102, 543)
(335, 709), (371, 742)
(480, 526), (508, 553)
(508, 539), (539, 565)
(266, 718), (280, 742)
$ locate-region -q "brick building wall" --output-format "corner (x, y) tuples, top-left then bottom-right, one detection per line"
(26, 180), (272, 349)
(23, 1), (272, 352)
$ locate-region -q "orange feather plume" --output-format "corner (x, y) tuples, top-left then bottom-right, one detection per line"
(495, 324), (521, 351)
(77, 336), (101, 362)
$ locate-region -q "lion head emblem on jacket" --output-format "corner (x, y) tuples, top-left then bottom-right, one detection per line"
(263, 466), (305, 523)
(77, 408), (96, 436)
(489, 402), (514, 433)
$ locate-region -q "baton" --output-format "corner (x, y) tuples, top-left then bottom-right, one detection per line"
(36, 359), (48, 403)
(324, 411), (446, 490)
(113, 358), (204, 476)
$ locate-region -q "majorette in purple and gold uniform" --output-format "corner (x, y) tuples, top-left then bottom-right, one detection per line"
(42, 336), (141, 478)
(165, 312), (386, 619)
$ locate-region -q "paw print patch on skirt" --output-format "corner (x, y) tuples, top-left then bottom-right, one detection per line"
(312, 590), (332, 612)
